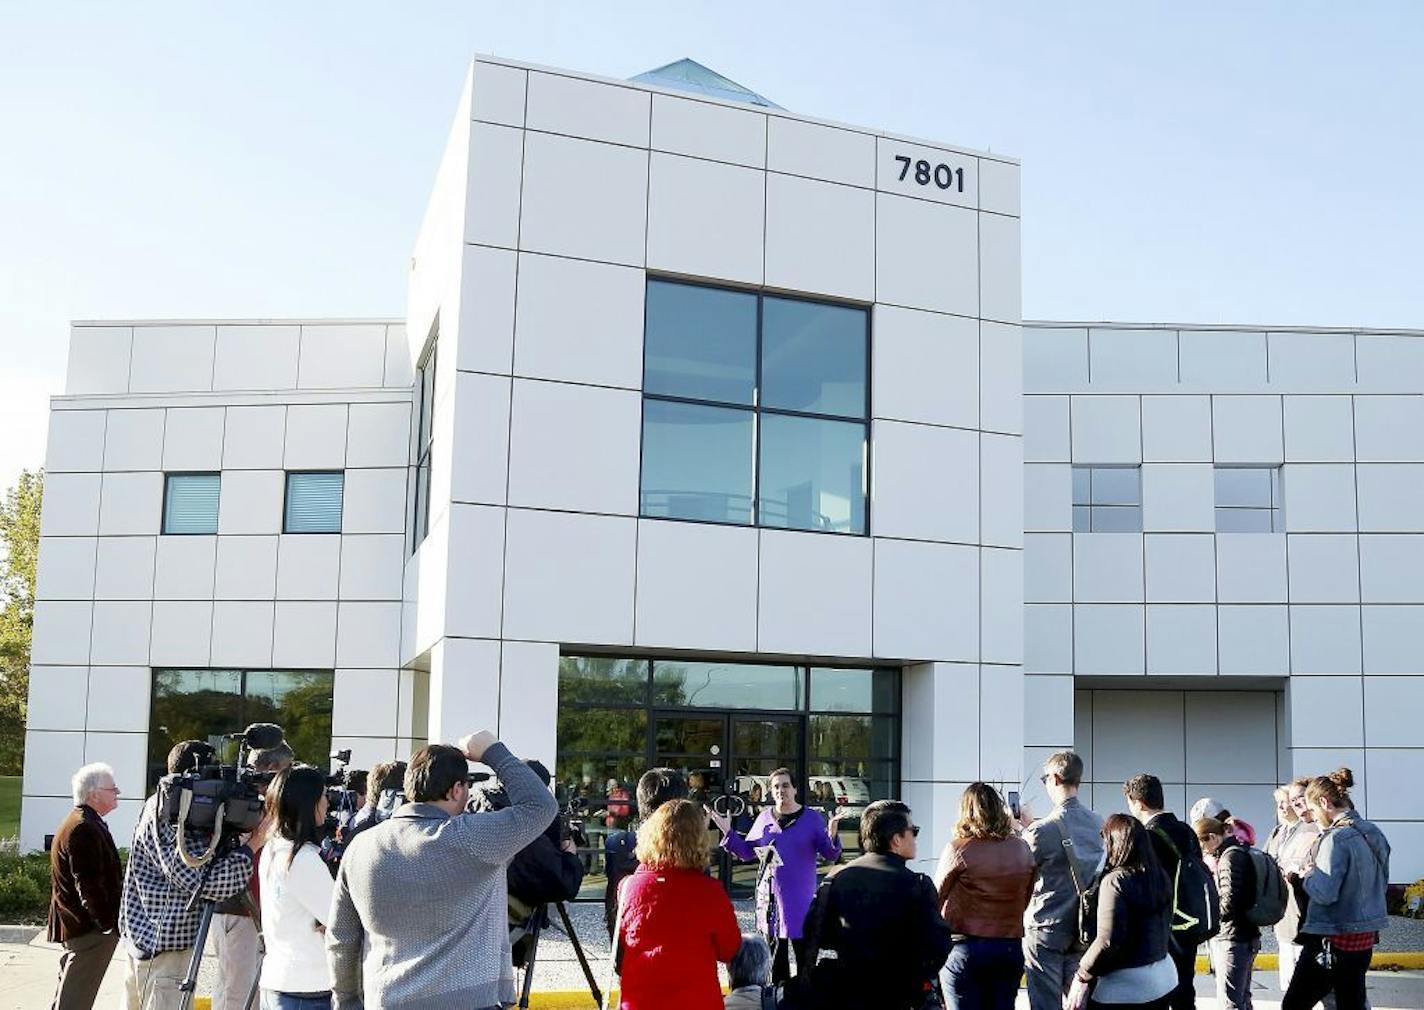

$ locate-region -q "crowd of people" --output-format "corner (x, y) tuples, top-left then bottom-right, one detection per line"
(41, 734), (1391, 1010)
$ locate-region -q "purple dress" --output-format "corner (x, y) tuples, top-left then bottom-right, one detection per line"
(722, 806), (842, 939)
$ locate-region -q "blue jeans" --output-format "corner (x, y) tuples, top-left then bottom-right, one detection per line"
(260, 992), (331, 1010)
(941, 936), (1025, 1010)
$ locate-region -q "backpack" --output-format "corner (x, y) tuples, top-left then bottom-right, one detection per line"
(1151, 826), (1220, 946)
(1246, 847), (1288, 927)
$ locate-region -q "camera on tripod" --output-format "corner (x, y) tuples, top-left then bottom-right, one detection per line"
(156, 723), (285, 865)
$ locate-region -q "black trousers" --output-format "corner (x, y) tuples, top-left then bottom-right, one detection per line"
(1166, 943), (1197, 1010)
(771, 937), (807, 984)
(1281, 937), (1371, 1010)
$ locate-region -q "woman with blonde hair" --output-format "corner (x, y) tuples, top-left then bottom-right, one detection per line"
(932, 783), (1036, 1010)
(614, 799), (741, 1010)
(1282, 769), (1390, 1010)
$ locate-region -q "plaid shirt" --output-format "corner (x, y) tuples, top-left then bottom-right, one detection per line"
(1329, 931), (1379, 952)
(118, 795), (254, 957)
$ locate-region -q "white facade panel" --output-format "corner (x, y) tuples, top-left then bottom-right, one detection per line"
(297, 325), (388, 389)
(872, 306), (978, 428)
(93, 536), (156, 600)
(1212, 396), (1283, 464)
(513, 253), (644, 389)
(767, 117), (875, 188)
(162, 407), (226, 471)
(506, 379), (641, 516)
(874, 193), (977, 317)
(45, 410), (107, 472)
(651, 93), (765, 168)
(760, 530), (872, 658)
(1070, 397), (1140, 464)
(870, 421), (978, 543)
(1088, 329), (1176, 387)
(213, 325), (301, 391)
(502, 509), (636, 645)
(764, 172), (875, 301)
(66, 326), (132, 394)
(129, 326), (215, 393)
(103, 409), (165, 471)
(1283, 395), (1356, 462)
(525, 71), (649, 147)
(1141, 396), (1213, 462)
(519, 132), (648, 267)
(1353, 396), (1424, 462)
(1144, 533), (1215, 603)
(648, 152), (764, 286)
(634, 520), (757, 652)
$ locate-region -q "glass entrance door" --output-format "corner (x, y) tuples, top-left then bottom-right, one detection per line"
(651, 710), (806, 896)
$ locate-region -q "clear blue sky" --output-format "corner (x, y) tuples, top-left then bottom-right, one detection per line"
(3, 2), (1422, 490)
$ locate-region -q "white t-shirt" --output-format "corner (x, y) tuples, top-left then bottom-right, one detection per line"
(259, 836), (335, 994)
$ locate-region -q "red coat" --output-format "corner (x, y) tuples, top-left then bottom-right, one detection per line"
(617, 864), (741, 1010)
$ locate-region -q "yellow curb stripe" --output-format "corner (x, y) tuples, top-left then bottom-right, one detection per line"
(207, 954), (1424, 1010)
(1191, 952), (1424, 973)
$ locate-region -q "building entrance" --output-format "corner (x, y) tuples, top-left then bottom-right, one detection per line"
(555, 655), (900, 900)
(653, 710), (807, 895)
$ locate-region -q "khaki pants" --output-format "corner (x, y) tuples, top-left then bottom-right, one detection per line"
(211, 913), (261, 1010)
(50, 929), (118, 1010)
(121, 949), (191, 1010)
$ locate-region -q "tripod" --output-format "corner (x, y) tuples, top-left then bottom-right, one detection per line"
(517, 901), (602, 1009)
(178, 883), (265, 1010)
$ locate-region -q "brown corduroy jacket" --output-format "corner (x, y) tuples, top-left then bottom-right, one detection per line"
(47, 805), (122, 943)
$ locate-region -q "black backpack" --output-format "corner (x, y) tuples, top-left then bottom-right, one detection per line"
(1246, 848), (1288, 927)
(1151, 826), (1220, 947)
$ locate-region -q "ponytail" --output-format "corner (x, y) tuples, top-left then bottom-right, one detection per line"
(1305, 767), (1354, 810)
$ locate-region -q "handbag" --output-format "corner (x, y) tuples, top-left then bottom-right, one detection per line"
(1061, 833), (1099, 950)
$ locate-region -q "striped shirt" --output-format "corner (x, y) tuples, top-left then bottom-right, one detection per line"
(118, 795), (254, 958)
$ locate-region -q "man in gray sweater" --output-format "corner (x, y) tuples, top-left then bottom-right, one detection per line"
(327, 730), (558, 1010)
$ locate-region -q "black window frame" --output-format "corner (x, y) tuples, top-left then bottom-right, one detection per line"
(161, 471), (222, 536)
(413, 340), (437, 550)
(282, 469), (346, 535)
(639, 276), (872, 537)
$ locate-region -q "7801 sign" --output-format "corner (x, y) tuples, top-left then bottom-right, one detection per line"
(894, 154), (965, 193)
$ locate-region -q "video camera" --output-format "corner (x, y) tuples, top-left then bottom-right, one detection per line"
(156, 723), (285, 865)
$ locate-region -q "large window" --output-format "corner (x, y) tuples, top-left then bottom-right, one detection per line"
(162, 473), (220, 534)
(147, 668), (335, 787)
(640, 279), (869, 534)
(1215, 466), (1284, 532)
(1072, 466), (1142, 532)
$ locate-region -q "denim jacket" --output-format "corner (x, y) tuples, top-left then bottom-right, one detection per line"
(1300, 811), (1390, 937)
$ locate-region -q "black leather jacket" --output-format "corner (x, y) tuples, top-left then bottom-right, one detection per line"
(1215, 836), (1260, 942)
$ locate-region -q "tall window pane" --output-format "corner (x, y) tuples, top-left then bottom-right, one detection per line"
(759, 414), (866, 534)
(285, 472), (345, 533)
(640, 400), (754, 524)
(644, 280), (758, 404)
(244, 671), (336, 770)
(761, 297), (868, 418)
(163, 474), (221, 534)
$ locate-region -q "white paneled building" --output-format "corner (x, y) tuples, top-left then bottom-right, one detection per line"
(1024, 322), (1424, 881)
(21, 57), (1423, 882)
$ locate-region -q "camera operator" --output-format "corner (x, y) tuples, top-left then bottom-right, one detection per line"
(467, 759), (585, 967)
(343, 760), (405, 847)
(118, 740), (269, 1010)
(211, 735), (293, 1010)
(326, 730), (557, 1010)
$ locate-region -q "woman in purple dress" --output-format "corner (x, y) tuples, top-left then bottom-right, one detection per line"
(707, 767), (843, 983)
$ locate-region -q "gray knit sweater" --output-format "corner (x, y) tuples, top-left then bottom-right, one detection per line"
(326, 742), (558, 1009)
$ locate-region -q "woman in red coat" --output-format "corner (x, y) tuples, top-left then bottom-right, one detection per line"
(615, 799), (741, 1010)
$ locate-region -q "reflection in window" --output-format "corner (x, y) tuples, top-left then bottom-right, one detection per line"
(640, 278), (870, 534)
(1071, 466), (1142, 533)
(148, 668), (334, 788)
(555, 656), (900, 897)
(761, 297), (867, 417)
(758, 414), (866, 534)
(653, 661), (803, 710)
(640, 400), (755, 524)
(644, 282), (758, 404)
(1215, 466), (1284, 532)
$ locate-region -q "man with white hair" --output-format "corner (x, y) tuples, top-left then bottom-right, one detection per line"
(48, 762), (123, 1009)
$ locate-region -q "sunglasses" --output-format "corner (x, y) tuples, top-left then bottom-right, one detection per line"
(910, 825), (921, 837)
